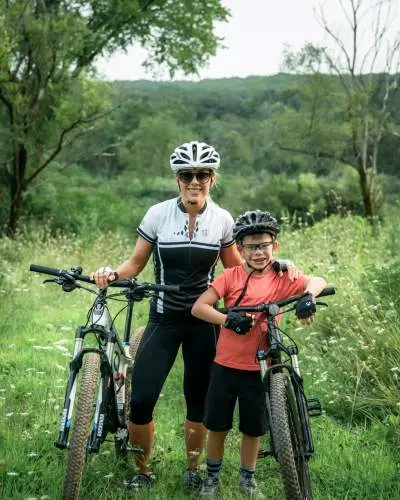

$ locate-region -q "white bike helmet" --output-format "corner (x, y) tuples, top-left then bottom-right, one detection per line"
(170, 141), (220, 172)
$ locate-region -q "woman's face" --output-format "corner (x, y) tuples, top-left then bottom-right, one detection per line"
(176, 169), (214, 206)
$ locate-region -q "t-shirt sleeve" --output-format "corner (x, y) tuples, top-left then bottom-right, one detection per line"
(221, 210), (235, 248)
(210, 270), (230, 298)
(279, 273), (308, 298)
(136, 205), (159, 243)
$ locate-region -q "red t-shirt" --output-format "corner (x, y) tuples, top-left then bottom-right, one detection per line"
(211, 265), (307, 371)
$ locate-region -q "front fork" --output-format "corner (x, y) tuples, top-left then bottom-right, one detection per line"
(257, 334), (319, 458)
(55, 326), (117, 452)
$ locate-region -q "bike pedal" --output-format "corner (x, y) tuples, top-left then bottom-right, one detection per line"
(257, 448), (273, 459)
(307, 397), (323, 417)
(126, 445), (144, 454)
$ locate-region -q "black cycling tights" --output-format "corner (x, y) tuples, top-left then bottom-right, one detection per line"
(130, 310), (218, 425)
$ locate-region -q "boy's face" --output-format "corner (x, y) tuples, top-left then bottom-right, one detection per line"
(238, 232), (278, 271)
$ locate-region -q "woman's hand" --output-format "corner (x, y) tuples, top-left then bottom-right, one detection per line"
(272, 259), (300, 281)
(91, 266), (118, 288)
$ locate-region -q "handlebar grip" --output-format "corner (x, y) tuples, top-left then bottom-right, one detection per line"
(30, 264), (93, 283)
(30, 264), (62, 277)
(316, 287), (335, 297)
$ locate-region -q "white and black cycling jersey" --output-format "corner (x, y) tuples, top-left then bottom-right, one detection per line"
(137, 197), (234, 313)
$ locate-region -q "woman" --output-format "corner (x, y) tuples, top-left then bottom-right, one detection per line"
(93, 141), (297, 491)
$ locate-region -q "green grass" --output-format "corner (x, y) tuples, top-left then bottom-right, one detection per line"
(1, 213), (400, 499)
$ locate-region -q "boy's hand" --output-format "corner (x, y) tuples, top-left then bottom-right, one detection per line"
(296, 292), (316, 324)
(224, 312), (253, 335)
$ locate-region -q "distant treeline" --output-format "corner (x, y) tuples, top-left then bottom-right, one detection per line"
(3, 74), (399, 235)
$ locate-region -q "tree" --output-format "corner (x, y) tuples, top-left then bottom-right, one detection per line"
(279, 0), (400, 219)
(0, 0), (229, 235)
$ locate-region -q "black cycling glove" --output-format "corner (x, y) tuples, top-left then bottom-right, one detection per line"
(296, 292), (316, 319)
(224, 311), (253, 335)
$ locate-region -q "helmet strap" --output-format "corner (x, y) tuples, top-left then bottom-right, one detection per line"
(244, 260), (271, 275)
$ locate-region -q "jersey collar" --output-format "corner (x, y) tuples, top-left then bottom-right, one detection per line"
(177, 197), (207, 214)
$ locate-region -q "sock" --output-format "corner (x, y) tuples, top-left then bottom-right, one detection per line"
(239, 465), (255, 482)
(206, 458), (222, 480)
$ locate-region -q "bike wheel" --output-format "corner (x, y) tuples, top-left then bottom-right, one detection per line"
(114, 327), (145, 458)
(62, 353), (100, 500)
(270, 372), (313, 500)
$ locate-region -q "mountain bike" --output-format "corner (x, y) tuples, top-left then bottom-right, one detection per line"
(29, 264), (179, 500)
(220, 287), (335, 500)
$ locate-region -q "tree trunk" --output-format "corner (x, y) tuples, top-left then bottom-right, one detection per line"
(6, 145), (27, 237)
(357, 160), (374, 220)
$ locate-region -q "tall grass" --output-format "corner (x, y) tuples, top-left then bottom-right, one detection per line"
(1, 212), (399, 498)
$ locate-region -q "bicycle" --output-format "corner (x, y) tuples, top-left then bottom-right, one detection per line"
(29, 264), (179, 500)
(219, 286), (335, 500)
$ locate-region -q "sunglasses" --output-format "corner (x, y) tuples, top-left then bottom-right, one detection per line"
(241, 242), (274, 252)
(177, 171), (212, 184)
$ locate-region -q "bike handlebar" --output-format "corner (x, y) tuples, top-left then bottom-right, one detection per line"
(29, 264), (180, 293)
(218, 287), (335, 314)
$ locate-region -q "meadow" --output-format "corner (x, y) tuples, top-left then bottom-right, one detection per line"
(1, 211), (399, 499)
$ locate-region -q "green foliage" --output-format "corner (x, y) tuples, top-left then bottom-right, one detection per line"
(276, 209), (400, 439)
(1, 213), (400, 498)
(0, 0), (230, 235)
(119, 113), (196, 176)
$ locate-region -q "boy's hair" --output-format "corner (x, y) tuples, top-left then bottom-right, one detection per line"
(233, 210), (280, 243)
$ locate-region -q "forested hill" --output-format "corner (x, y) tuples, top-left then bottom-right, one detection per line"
(4, 73), (400, 236)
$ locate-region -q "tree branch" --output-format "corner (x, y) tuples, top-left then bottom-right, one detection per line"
(25, 106), (119, 186)
(276, 143), (351, 166)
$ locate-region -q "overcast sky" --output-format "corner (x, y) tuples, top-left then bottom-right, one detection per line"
(95, 0), (400, 81)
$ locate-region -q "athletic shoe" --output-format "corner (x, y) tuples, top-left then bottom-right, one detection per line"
(199, 476), (220, 498)
(124, 472), (156, 490)
(181, 468), (203, 491)
(239, 476), (265, 498)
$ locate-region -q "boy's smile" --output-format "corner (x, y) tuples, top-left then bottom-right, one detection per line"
(239, 234), (278, 273)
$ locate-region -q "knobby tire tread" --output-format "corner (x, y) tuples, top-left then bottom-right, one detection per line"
(115, 327), (145, 458)
(126, 326), (145, 419)
(286, 381), (313, 499)
(62, 353), (100, 500)
(270, 372), (308, 500)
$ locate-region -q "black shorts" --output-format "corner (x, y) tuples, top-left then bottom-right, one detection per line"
(130, 309), (219, 425)
(204, 363), (268, 437)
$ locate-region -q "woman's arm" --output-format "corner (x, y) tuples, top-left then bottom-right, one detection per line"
(220, 244), (243, 268)
(93, 236), (153, 288)
(191, 286), (227, 326)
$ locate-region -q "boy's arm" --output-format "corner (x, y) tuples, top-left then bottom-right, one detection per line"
(303, 276), (327, 297)
(191, 286), (227, 326)
(296, 275), (328, 324)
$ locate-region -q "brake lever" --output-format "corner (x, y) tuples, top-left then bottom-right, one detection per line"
(315, 301), (327, 307)
(43, 278), (59, 285)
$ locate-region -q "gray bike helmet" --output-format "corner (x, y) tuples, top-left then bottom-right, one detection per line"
(233, 210), (280, 242)
(170, 141), (220, 172)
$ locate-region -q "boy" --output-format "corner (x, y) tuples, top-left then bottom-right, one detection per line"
(191, 210), (327, 498)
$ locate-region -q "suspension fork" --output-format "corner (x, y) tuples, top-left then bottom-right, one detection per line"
(55, 344), (105, 449)
(55, 324), (114, 450)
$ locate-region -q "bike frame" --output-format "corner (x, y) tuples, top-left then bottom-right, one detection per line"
(256, 302), (318, 460)
(55, 288), (134, 453)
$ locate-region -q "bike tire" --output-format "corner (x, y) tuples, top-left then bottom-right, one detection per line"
(270, 372), (313, 500)
(114, 327), (145, 458)
(62, 353), (100, 500)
